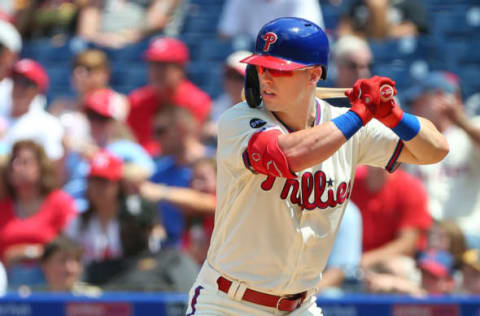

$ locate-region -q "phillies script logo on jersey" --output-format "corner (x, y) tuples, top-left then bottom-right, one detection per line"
(263, 32), (278, 52)
(260, 171), (352, 210)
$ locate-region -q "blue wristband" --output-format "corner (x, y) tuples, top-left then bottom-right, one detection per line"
(392, 113), (420, 141)
(332, 111), (363, 140)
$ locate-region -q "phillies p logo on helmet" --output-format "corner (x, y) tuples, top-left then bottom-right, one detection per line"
(263, 32), (278, 52)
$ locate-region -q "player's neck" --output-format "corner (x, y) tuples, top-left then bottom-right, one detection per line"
(274, 96), (317, 131)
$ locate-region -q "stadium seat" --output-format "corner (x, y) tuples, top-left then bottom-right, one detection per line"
(197, 39), (233, 61)
(182, 16), (219, 34)
(186, 61), (223, 98)
(372, 61), (411, 90)
(369, 37), (434, 64)
(179, 33), (207, 61)
(21, 38), (75, 63)
(458, 64), (480, 99)
(107, 40), (149, 62)
(321, 3), (342, 31)
(110, 61), (148, 90)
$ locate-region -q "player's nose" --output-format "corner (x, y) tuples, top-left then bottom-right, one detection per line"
(258, 69), (274, 84)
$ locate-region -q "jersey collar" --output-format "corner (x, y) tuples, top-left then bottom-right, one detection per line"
(271, 99), (321, 133)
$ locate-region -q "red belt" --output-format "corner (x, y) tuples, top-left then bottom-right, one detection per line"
(216, 276), (306, 312)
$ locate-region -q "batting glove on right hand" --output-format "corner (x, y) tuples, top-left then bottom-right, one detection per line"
(346, 76), (398, 125)
(372, 79), (405, 129)
(345, 79), (375, 125)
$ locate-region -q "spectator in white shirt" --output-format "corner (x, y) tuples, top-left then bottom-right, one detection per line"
(0, 19), (21, 137)
(218, 0), (324, 43)
(1, 59), (64, 160)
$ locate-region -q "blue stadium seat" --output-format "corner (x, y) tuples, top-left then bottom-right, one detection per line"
(46, 64), (71, 90)
(187, 1), (224, 19)
(45, 63), (75, 103)
(186, 62), (214, 87)
(321, 2), (342, 31)
(202, 64), (224, 99)
(197, 39), (233, 61)
(186, 61), (223, 97)
(179, 33), (205, 61)
(189, 0), (224, 6)
(110, 61), (148, 90)
(372, 61), (411, 90)
(182, 16), (219, 34)
(369, 37), (434, 63)
(462, 41), (480, 63)
(107, 40), (149, 62)
(21, 38), (75, 63)
(458, 64), (480, 99)
(430, 5), (480, 37)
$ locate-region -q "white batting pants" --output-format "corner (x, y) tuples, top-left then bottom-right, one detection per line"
(185, 263), (323, 316)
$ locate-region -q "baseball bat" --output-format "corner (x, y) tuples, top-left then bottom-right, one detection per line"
(240, 87), (351, 101)
(241, 85), (394, 102)
(315, 87), (350, 99)
(318, 85), (395, 101)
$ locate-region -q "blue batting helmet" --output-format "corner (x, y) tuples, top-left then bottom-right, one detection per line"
(241, 17), (329, 78)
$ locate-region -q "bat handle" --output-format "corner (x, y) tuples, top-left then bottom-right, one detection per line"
(380, 84), (394, 102)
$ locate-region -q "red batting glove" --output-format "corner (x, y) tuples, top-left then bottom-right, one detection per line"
(345, 79), (374, 125)
(371, 78), (405, 128)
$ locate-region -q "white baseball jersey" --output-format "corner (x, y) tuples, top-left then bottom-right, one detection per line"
(407, 116), (480, 241)
(206, 100), (402, 295)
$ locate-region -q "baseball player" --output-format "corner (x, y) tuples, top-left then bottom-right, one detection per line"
(186, 17), (449, 315)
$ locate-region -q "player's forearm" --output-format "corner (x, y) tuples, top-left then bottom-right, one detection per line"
(278, 122), (347, 171)
(77, 6), (100, 40)
(399, 117), (449, 164)
(167, 188), (216, 214)
(141, 182), (216, 214)
(362, 230), (419, 269)
(317, 268), (345, 291)
(146, 0), (180, 33)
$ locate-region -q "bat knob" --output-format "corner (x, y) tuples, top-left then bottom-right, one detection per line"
(380, 85), (394, 102)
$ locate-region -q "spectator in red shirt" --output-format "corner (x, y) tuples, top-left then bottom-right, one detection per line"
(351, 165), (432, 270)
(0, 140), (77, 287)
(127, 37), (212, 155)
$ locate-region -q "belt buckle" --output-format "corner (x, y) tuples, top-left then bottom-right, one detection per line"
(275, 295), (299, 312)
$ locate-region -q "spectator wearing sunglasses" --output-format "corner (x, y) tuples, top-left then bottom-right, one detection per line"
(0, 59), (65, 161)
(148, 105), (214, 248)
(327, 35), (373, 108)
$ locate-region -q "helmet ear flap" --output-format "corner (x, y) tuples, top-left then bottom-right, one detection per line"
(320, 66), (327, 81)
(244, 64), (262, 108)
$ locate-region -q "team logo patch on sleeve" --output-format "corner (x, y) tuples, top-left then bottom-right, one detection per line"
(250, 118), (267, 128)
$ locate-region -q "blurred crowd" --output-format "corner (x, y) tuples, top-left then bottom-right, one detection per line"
(0, 0), (479, 299)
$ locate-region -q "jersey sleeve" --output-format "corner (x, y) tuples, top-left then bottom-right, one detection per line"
(217, 104), (283, 177)
(354, 119), (403, 172)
